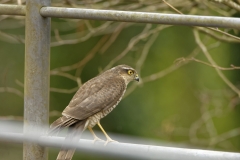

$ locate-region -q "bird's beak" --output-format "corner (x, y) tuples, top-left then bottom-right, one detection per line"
(135, 74), (139, 82)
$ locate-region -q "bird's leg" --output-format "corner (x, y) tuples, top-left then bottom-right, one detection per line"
(97, 122), (118, 145)
(88, 127), (104, 143)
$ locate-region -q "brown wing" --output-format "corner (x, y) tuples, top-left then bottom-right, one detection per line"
(62, 75), (126, 120)
(48, 116), (79, 135)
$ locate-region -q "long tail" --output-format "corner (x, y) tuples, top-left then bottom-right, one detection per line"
(56, 119), (88, 160)
(48, 116), (88, 160)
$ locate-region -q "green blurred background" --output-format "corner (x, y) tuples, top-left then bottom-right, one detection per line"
(0, 0), (240, 159)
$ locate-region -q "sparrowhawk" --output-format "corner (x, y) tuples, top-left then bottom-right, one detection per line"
(49, 64), (139, 160)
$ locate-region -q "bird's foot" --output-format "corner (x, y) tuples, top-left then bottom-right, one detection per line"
(93, 136), (104, 144)
(104, 138), (118, 146)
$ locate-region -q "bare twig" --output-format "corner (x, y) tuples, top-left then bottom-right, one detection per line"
(104, 24), (153, 70)
(162, 0), (240, 42)
(204, 27), (240, 42)
(15, 79), (24, 88)
(99, 22), (127, 54)
(50, 71), (79, 82)
(50, 21), (112, 47)
(175, 57), (240, 70)
(53, 29), (63, 42)
(0, 30), (25, 43)
(197, 27), (240, 43)
(188, 90), (235, 148)
(162, 0), (183, 14)
(193, 30), (240, 97)
(104, 25), (171, 71)
(0, 116), (23, 121)
(0, 110), (63, 122)
(0, 87), (23, 97)
(214, 0), (240, 12)
(203, 0), (232, 16)
(142, 47), (200, 83)
(124, 47), (201, 97)
(75, 35), (110, 77)
(50, 87), (78, 94)
(136, 30), (158, 75)
(51, 35), (109, 74)
(210, 127), (240, 146)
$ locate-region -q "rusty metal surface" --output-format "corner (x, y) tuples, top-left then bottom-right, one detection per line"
(24, 0), (50, 159)
(40, 7), (240, 29)
(0, 4), (25, 15)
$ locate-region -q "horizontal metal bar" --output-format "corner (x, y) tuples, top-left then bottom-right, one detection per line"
(40, 7), (240, 29)
(0, 4), (25, 16)
(0, 132), (240, 160)
(0, 4), (240, 29)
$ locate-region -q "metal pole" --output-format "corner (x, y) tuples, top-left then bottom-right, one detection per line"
(1, 4), (240, 29)
(40, 7), (240, 30)
(24, 0), (50, 159)
(0, 4), (25, 16)
(1, 132), (240, 160)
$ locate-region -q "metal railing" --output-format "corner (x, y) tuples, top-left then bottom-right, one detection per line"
(0, 1), (240, 160)
(2, 133), (240, 160)
(0, 123), (240, 160)
(1, 4), (240, 29)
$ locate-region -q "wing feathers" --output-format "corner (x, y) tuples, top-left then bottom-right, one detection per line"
(62, 77), (126, 120)
(48, 116), (78, 135)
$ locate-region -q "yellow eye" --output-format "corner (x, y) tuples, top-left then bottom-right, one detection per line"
(128, 70), (134, 75)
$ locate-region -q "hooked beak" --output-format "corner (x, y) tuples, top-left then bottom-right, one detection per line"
(135, 74), (140, 82)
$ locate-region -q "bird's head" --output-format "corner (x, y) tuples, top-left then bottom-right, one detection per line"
(113, 64), (139, 84)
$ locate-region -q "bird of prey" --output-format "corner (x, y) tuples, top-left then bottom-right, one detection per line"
(49, 64), (139, 160)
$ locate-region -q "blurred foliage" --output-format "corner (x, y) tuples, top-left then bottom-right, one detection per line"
(0, 0), (240, 159)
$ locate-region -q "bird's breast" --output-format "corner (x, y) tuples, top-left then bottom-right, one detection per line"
(87, 89), (126, 128)
(87, 104), (117, 128)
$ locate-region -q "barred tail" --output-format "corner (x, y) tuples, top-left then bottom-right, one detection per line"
(56, 119), (88, 160)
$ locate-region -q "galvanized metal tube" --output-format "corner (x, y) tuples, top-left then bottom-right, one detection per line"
(24, 0), (50, 159)
(1, 132), (240, 160)
(40, 7), (240, 29)
(0, 4), (25, 15)
(0, 4), (240, 30)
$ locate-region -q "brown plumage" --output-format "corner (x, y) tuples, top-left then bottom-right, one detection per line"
(49, 64), (139, 160)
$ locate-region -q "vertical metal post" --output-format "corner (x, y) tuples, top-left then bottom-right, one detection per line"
(24, 0), (50, 159)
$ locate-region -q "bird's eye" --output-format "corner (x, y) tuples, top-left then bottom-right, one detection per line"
(128, 70), (134, 75)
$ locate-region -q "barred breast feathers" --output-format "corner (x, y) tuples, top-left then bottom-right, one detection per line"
(87, 79), (127, 128)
